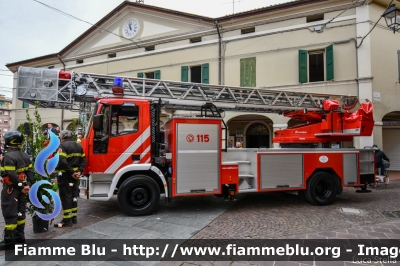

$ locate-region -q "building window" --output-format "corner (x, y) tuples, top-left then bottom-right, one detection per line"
(0, 128), (2, 132)
(307, 14), (324, 23)
(76, 59), (84, 64)
(309, 51), (324, 82)
(240, 57), (256, 87)
(180, 63), (209, 84)
(0, 119), (2, 124)
(4, 120), (8, 124)
(137, 70), (161, 79)
(22, 102), (29, 108)
(0, 111), (2, 115)
(108, 53), (116, 58)
(298, 44), (334, 83)
(4, 111), (8, 115)
(241, 27), (255, 35)
(3, 128), (7, 132)
(145, 45), (155, 52)
(190, 37), (202, 43)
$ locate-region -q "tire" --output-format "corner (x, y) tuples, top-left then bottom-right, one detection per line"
(117, 175), (160, 216)
(304, 172), (337, 206)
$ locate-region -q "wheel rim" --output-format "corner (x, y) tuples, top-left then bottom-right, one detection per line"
(129, 186), (150, 208)
(315, 180), (331, 198)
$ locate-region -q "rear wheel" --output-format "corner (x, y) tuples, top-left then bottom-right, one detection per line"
(117, 175), (160, 216)
(305, 172), (337, 206)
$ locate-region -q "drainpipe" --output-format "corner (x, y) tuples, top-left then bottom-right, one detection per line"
(215, 21), (222, 85)
(57, 54), (66, 71)
(351, 38), (360, 98)
(57, 54), (66, 129)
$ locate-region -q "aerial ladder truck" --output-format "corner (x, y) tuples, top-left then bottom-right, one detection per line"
(16, 66), (376, 216)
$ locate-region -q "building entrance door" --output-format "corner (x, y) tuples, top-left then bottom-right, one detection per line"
(246, 123), (270, 148)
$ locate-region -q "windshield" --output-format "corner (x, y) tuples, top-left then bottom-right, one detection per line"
(84, 103), (98, 139)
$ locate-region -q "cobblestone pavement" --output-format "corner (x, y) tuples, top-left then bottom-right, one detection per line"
(192, 180), (400, 239)
(155, 172), (400, 266)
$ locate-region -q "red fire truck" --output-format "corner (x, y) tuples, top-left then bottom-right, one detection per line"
(16, 67), (376, 216)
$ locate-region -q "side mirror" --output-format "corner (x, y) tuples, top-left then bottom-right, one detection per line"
(93, 114), (104, 131)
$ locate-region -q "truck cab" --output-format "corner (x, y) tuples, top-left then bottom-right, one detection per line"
(80, 98), (167, 216)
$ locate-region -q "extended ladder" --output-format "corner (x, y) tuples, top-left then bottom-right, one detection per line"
(16, 66), (355, 113)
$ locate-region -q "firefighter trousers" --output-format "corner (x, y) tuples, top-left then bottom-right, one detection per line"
(57, 174), (79, 223)
(1, 184), (26, 234)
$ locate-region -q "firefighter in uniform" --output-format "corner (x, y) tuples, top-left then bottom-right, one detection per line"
(0, 131), (34, 250)
(55, 130), (86, 227)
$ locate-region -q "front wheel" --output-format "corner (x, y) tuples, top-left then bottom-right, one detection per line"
(117, 175), (160, 216)
(305, 172), (337, 206)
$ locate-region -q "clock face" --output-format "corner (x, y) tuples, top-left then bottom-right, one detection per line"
(123, 19), (140, 38)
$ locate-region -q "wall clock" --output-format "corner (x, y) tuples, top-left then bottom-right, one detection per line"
(123, 18), (140, 38)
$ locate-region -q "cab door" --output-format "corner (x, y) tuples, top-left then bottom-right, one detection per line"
(87, 101), (151, 175)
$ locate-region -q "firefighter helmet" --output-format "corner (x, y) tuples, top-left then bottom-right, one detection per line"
(4, 130), (24, 147)
(59, 130), (72, 139)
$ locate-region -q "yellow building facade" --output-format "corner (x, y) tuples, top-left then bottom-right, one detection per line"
(7, 0), (400, 169)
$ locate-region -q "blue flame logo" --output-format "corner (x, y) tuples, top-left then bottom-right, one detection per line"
(29, 131), (62, 220)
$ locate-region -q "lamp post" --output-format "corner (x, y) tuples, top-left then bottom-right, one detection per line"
(382, 4), (400, 33)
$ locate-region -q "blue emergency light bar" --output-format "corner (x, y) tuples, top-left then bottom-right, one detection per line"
(112, 77), (124, 95)
(113, 77), (123, 87)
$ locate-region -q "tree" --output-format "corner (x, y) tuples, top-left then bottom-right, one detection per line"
(19, 102), (58, 221)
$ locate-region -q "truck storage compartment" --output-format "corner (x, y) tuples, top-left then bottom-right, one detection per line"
(221, 162), (239, 192)
(258, 153), (304, 190)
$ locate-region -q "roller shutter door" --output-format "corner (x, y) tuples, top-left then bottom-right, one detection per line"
(383, 128), (400, 171)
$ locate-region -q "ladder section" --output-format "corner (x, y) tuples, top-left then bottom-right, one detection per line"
(17, 66), (349, 113)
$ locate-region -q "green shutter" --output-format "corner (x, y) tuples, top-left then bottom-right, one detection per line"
(326, 44), (334, 81)
(201, 63), (209, 84)
(240, 57), (256, 87)
(137, 72), (144, 78)
(181, 66), (188, 82)
(22, 102), (29, 108)
(299, 50), (308, 83)
(154, 70), (161, 80)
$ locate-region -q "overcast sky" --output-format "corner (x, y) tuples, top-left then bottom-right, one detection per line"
(0, 0), (291, 98)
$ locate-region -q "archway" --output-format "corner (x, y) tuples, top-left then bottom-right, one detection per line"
(227, 114), (272, 148)
(382, 111), (400, 170)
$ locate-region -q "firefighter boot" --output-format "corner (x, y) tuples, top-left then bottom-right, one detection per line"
(0, 230), (16, 250)
(54, 219), (73, 228)
(15, 225), (25, 244)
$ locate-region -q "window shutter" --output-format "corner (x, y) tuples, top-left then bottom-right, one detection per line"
(398, 50), (400, 83)
(326, 44), (334, 81)
(181, 66), (188, 82)
(201, 63), (209, 84)
(22, 102), (29, 108)
(137, 72), (144, 78)
(299, 50), (308, 83)
(240, 57), (256, 87)
(154, 70), (161, 80)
